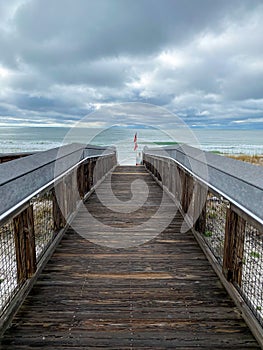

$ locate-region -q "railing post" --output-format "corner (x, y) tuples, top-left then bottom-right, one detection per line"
(84, 161), (89, 194)
(223, 206), (246, 284)
(182, 173), (194, 213)
(77, 163), (85, 199)
(194, 183), (207, 234)
(72, 169), (78, 213)
(174, 165), (181, 202)
(157, 159), (161, 181)
(164, 160), (169, 188)
(52, 184), (66, 233)
(13, 205), (36, 282)
(153, 158), (157, 178)
(88, 159), (95, 188)
(149, 159), (153, 174)
(169, 161), (173, 194)
(64, 174), (71, 219)
(93, 157), (100, 185)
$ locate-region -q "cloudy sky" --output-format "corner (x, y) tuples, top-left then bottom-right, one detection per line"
(0, 0), (263, 128)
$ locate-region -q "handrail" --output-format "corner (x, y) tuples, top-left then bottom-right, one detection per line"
(0, 143), (116, 220)
(144, 145), (263, 226)
(146, 145), (263, 190)
(144, 151), (263, 227)
(0, 150), (114, 225)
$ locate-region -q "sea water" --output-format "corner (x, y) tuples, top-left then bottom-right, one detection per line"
(0, 126), (262, 165)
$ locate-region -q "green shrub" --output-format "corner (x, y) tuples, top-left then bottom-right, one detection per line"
(250, 251), (260, 259)
(204, 230), (213, 237)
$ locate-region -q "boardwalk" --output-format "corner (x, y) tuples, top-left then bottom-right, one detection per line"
(0, 166), (259, 349)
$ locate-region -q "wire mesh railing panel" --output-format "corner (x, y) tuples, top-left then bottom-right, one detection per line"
(0, 220), (18, 316)
(240, 223), (263, 326)
(32, 191), (54, 260)
(204, 192), (228, 265)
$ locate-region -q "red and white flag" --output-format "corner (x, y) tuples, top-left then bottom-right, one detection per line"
(133, 132), (138, 151)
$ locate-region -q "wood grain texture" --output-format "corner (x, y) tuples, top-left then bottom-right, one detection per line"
(1, 166), (259, 349)
(223, 207), (246, 285)
(13, 205), (36, 282)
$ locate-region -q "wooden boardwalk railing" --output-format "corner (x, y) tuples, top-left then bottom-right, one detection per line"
(0, 166), (260, 349)
(143, 145), (263, 347)
(0, 144), (117, 335)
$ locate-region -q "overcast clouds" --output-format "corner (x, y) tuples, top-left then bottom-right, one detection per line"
(0, 0), (263, 128)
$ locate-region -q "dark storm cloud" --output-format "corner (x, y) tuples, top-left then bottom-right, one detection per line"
(0, 0), (263, 127)
(9, 0), (236, 63)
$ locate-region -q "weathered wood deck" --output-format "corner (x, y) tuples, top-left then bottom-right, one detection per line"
(0, 166), (260, 349)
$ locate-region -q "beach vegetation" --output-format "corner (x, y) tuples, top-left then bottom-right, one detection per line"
(204, 230), (213, 237)
(250, 251), (260, 259)
(227, 154), (263, 166)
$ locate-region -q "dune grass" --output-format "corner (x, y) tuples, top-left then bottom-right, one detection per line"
(227, 154), (263, 166)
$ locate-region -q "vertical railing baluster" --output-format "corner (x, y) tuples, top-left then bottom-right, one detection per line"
(194, 182), (207, 234)
(223, 206), (246, 284)
(52, 184), (66, 233)
(13, 204), (37, 283)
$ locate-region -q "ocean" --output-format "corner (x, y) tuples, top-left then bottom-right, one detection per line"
(0, 126), (262, 165)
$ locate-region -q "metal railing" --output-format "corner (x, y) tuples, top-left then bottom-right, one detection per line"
(0, 144), (117, 333)
(143, 145), (263, 342)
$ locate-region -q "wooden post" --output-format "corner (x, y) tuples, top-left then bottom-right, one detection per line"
(71, 170), (77, 213)
(84, 162), (89, 194)
(163, 161), (168, 188)
(52, 185), (66, 233)
(93, 158), (100, 185)
(87, 160), (92, 190)
(223, 207), (246, 285)
(89, 159), (96, 189)
(181, 173), (194, 214)
(194, 182), (207, 234)
(181, 172), (187, 212)
(149, 160), (152, 173)
(168, 161), (173, 193)
(160, 160), (164, 185)
(13, 205), (36, 282)
(77, 163), (85, 199)
(153, 158), (157, 178)
(63, 175), (69, 219)
(171, 163), (176, 196)
(157, 159), (161, 181)
(174, 165), (182, 202)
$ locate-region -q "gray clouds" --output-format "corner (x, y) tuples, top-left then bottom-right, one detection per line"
(0, 0), (263, 127)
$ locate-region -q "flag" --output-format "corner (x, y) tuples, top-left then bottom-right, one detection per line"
(133, 132), (138, 151)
